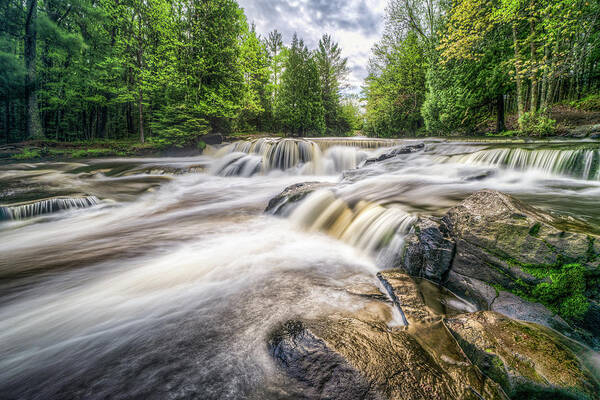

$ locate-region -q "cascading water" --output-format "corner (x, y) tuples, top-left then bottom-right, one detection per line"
(0, 196), (100, 221)
(211, 137), (391, 176)
(290, 190), (417, 268)
(2, 138), (600, 399)
(442, 147), (600, 180)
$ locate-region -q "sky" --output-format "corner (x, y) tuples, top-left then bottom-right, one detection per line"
(237, 0), (388, 94)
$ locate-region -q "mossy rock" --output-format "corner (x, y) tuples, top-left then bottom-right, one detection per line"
(446, 311), (600, 399)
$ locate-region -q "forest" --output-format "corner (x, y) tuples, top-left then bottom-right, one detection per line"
(1, 0), (600, 146)
(0, 0), (360, 146)
(364, 0), (600, 136)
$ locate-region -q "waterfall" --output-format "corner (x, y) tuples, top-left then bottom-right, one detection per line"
(290, 190), (416, 267)
(213, 138), (372, 176)
(445, 147), (600, 180)
(0, 196), (100, 221)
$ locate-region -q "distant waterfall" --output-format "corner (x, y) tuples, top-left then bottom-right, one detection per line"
(290, 190), (416, 267)
(0, 196), (100, 221)
(446, 147), (600, 180)
(211, 138), (387, 176)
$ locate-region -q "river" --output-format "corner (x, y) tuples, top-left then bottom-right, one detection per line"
(1, 137), (600, 399)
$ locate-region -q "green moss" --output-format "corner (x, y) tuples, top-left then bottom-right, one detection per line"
(529, 223), (541, 237)
(531, 264), (590, 321)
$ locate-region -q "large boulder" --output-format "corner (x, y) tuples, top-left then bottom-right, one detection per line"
(399, 190), (600, 347)
(446, 311), (600, 399)
(268, 316), (507, 400)
(269, 271), (599, 399)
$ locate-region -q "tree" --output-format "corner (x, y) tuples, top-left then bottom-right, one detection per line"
(364, 31), (426, 136)
(24, 0), (43, 138)
(277, 34), (325, 136)
(315, 34), (350, 134)
(237, 24), (270, 131)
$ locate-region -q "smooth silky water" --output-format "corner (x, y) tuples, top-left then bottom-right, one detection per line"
(2, 137), (600, 399)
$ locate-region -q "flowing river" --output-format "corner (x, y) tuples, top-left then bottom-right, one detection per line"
(1, 137), (600, 399)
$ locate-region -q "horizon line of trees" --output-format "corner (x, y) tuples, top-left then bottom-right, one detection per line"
(0, 0), (362, 146)
(364, 0), (600, 137)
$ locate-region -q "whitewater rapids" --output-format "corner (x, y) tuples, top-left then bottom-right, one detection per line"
(1, 137), (600, 399)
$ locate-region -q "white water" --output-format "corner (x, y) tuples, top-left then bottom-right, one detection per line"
(1, 137), (600, 399)
(0, 196), (100, 220)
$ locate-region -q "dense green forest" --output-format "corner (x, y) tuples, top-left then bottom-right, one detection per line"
(364, 0), (600, 137)
(0, 0), (361, 145)
(3, 0), (600, 144)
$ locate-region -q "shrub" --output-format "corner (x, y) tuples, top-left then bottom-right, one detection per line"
(11, 148), (42, 160)
(518, 111), (556, 137)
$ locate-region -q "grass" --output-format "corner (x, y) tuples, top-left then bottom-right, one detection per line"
(10, 140), (163, 161)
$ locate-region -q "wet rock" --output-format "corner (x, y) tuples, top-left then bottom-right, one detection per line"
(442, 190), (596, 270)
(463, 170), (496, 181)
(377, 270), (475, 325)
(446, 311), (600, 399)
(490, 290), (571, 331)
(401, 217), (455, 282)
(265, 182), (333, 215)
(268, 316), (507, 400)
(397, 190), (600, 347)
(567, 124), (600, 138)
(362, 143), (425, 165)
(200, 133), (223, 145)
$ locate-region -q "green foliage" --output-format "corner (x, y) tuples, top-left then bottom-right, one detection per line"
(570, 94), (600, 111)
(0, 0), (354, 143)
(11, 148), (42, 160)
(366, 0), (600, 137)
(276, 34), (325, 136)
(149, 105), (209, 148)
(315, 34), (351, 135)
(364, 31), (426, 137)
(518, 112), (556, 137)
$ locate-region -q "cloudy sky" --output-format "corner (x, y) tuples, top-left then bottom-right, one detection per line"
(237, 0), (388, 93)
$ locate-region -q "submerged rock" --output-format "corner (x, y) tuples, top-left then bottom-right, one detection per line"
(362, 143), (425, 166)
(268, 316), (507, 400)
(446, 311), (600, 399)
(265, 182), (333, 215)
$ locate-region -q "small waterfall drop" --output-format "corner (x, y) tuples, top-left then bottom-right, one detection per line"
(212, 138), (386, 176)
(0, 196), (100, 221)
(290, 190), (416, 267)
(444, 147), (600, 180)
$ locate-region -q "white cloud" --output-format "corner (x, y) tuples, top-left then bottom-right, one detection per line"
(237, 0), (387, 94)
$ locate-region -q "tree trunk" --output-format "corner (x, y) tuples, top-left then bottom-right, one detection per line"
(529, 20), (538, 113)
(3, 98), (9, 144)
(25, 0), (43, 139)
(496, 94), (506, 133)
(97, 107), (108, 138)
(138, 89), (144, 143)
(126, 103), (134, 135)
(512, 24), (525, 129)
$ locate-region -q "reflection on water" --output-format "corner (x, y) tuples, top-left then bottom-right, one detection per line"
(1, 137), (600, 399)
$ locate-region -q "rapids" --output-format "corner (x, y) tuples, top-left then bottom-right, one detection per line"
(2, 137), (600, 399)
